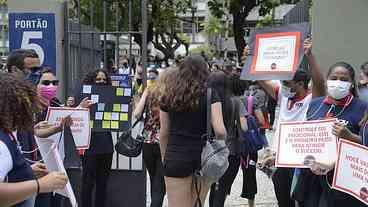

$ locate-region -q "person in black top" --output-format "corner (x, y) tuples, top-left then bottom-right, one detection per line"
(159, 56), (227, 207)
(79, 69), (114, 207)
(208, 71), (248, 207)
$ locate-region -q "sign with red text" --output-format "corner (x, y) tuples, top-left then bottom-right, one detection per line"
(276, 119), (338, 168)
(241, 23), (309, 80)
(333, 139), (368, 205)
(46, 107), (91, 149)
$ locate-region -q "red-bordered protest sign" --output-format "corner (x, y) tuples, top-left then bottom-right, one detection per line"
(275, 119), (338, 168)
(46, 107), (91, 149)
(241, 22), (309, 80)
(333, 139), (368, 205)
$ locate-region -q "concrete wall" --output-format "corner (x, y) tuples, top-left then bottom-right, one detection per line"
(312, 0), (368, 75)
(8, 0), (66, 100)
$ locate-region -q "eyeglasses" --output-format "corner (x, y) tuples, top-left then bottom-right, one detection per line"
(41, 80), (59, 86)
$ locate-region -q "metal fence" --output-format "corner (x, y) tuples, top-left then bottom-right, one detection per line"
(63, 1), (148, 206)
(64, 0), (148, 97)
(283, 0), (311, 24)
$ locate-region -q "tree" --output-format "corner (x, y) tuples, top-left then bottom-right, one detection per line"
(207, 0), (301, 62)
(69, 0), (193, 62)
(202, 16), (224, 54)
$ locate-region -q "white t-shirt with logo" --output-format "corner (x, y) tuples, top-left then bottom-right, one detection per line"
(271, 86), (313, 151)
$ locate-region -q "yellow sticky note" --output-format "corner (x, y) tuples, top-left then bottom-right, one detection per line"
(113, 104), (121, 112)
(120, 113), (128, 121)
(116, 88), (124, 96)
(111, 121), (119, 129)
(104, 112), (112, 120)
(102, 121), (111, 129)
(89, 120), (94, 129)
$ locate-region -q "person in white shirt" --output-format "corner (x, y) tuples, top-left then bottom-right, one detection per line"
(0, 73), (68, 207)
(257, 38), (325, 207)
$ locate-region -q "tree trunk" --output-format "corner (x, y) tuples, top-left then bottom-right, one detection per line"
(231, 0), (257, 62)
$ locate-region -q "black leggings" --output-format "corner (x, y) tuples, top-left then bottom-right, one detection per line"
(81, 153), (113, 207)
(272, 168), (295, 207)
(143, 143), (166, 207)
(209, 155), (241, 207)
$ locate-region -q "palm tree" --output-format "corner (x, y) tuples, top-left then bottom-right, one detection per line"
(202, 16), (224, 54)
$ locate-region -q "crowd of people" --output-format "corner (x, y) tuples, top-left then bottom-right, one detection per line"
(1, 36), (368, 207)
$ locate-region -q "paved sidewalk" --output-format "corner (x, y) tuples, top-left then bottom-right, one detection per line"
(147, 167), (277, 207)
(147, 131), (278, 207)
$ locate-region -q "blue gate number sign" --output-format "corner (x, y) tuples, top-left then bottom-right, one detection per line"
(9, 13), (56, 73)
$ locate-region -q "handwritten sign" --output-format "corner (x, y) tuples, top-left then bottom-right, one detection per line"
(333, 139), (368, 205)
(241, 23), (309, 80)
(276, 119), (338, 168)
(46, 107), (91, 149)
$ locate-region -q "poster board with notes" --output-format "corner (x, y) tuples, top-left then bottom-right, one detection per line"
(81, 85), (132, 132)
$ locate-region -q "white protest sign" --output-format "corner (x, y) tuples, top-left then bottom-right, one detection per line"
(254, 34), (298, 73)
(35, 138), (77, 207)
(333, 139), (368, 205)
(276, 119), (338, 168)
(46, 107), (91, 149)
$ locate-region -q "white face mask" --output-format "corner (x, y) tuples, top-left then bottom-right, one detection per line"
(281, 85), (296, 98)
(327, 80), (352, 100)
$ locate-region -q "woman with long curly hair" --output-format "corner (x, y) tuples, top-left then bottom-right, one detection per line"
(0, 73), (68, 207)
(159, 56), (227, 207)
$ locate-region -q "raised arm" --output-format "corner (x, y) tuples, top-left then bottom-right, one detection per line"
(133, 89), (149, 120)
(304, 38), (326, 98)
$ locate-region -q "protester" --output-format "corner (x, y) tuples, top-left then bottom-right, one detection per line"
(6, 49), (43, 163)
(208, 71), (248, 207)
(358, 62), (368, 103)
(133, 64), (144, 97)
(31, 68), (74, 207)
(238, 82), (270, 207)
(159, 56), (227, 207)
(257, 38), (325, 207)
(133, 68), (166, 207)
(6, 49), (41, 84)
(0, 73), (68, 207)
(117, 56), (131, 75)
(294, 62), (367, 207)
(79, 69), (114, 207)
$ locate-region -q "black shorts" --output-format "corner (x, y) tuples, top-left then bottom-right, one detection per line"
(163, 159), (200, 178)
(241, 152), (258, 200)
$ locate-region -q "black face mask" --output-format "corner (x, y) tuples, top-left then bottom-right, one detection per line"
(95, 82), (106, 85)
(123, 63), (128, 68)
(136, 79), (143, 86)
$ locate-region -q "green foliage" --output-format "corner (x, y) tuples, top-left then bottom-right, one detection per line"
(256, 14), (274, 28)
(177, 33), (191, 45)
(207, 0), (225, 19)
(189, 45), (214, 59)
(203, 16), (224, 38)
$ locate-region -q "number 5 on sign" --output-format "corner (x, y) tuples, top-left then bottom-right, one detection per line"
(21, 31), (45, 65)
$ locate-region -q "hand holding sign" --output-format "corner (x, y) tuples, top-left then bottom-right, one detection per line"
(303, 38), (312, 56)
(332, 121), (356, 140)
(276, 119), (338, 168)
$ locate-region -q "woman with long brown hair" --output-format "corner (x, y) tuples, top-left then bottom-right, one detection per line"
(159, 56), (227, 207)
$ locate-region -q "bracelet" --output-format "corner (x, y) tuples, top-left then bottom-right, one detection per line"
(35, 179), (40, 194)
